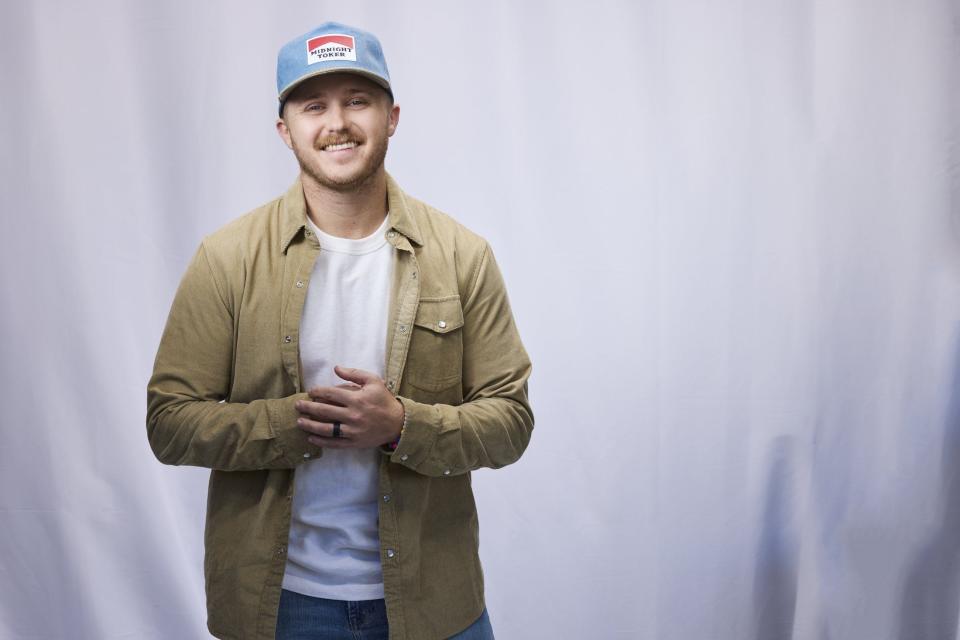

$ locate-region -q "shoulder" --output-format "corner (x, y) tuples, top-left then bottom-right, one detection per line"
(402, 191), (490, 257)
(200, 195), (286, 259)
(397, 189), (495, 301)
(182, 189), (297, 308)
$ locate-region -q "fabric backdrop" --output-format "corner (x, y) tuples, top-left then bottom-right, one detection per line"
(2, 1), (959, 638)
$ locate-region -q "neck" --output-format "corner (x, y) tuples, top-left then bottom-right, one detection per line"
(301, 170), (388, 239)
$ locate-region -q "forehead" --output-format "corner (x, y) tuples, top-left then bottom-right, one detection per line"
(287, 72), (384, 101)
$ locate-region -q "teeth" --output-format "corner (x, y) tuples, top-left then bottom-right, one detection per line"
(324, 142), (357, 151)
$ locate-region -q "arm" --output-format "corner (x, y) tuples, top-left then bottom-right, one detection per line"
(389, 243), (534, 476)
(146, 242), (321, 470)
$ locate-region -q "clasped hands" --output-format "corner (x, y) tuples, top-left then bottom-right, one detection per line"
(295, 365), (405, 449)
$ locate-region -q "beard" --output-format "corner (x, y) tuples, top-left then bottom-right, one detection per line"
(292, 128), (390, 194)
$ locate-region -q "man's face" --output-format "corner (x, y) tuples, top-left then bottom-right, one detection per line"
(276, 73), (400, 193)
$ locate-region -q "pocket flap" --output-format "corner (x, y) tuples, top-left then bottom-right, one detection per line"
(413, 296), (464, 334)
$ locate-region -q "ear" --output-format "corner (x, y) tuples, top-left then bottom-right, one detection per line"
(276, 118), (293, 149)
(387, 103), (400, 137)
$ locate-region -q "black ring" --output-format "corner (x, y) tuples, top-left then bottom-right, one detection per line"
(332, 422), (342, 438)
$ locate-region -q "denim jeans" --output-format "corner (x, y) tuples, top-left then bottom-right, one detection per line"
(275, 589), (495, 639)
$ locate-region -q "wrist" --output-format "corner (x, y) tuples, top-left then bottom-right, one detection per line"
(387, 397), (406, 450)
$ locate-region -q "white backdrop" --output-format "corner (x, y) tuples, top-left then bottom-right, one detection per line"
(2, 1), (959, 638)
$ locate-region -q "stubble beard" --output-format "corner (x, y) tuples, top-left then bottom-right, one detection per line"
(293, 131), (390, 194)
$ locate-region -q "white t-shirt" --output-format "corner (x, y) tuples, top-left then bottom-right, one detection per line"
(282, 214), (394, 601)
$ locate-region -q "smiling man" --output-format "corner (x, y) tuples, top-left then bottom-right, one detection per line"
(146, 22), (533, 640)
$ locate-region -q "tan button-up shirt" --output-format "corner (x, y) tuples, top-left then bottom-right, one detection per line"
(146, 175), (534, 640)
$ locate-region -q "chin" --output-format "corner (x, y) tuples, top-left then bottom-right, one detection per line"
(315, 167), (381, 192)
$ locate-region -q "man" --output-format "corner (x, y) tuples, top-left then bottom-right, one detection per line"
(146, 22), (533, 640)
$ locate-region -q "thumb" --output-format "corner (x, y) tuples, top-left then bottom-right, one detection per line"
(334, 365), (377, 386)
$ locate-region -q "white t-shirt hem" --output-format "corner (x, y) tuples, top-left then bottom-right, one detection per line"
(282, 574), (386, 602)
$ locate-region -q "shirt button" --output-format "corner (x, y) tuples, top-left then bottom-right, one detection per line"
(386, 549), (396, 558)
(399, 325), (407, 333)
(387, 231), (396, 239)
(400, 454), (409, 461)
(443, 469), (451, 475)
(387, 381), (395, 390)
(411, 272), (417, 279)
(303, 453), (311, 459)
(284, 336), (292, 343)
(438, 320), (447, 329)
(305, 230), (312, 237)
(296, 280), (304, 288)
(383, 495), (391, 503)
(275, 545), (286, 557)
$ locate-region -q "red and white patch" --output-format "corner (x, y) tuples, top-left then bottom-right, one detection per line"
(306, 34), (357, 64)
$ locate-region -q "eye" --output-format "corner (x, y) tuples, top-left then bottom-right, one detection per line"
(348, 98), (369, 107)
(304, 102), (325, 112)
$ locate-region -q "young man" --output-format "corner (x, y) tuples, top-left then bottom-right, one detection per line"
(146, 22), (533, 640)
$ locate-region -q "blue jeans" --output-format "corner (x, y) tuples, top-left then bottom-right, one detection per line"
(275, 589), (495, 639)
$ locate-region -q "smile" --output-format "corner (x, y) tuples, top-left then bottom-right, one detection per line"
(322, 141), (359, 152)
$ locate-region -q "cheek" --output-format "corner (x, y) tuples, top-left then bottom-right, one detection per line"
(291, 125), (321, 149)
(359, 113), (390, 135)
(286, 129), (304, 150)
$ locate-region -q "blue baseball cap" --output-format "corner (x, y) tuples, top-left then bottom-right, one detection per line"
(276, 22), (393, 115)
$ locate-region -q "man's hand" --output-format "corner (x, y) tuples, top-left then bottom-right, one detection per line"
(295, 366), (404, 448)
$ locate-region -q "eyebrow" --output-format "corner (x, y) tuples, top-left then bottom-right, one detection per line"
(296, 87), (374, 101)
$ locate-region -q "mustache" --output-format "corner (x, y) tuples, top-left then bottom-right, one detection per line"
(315, 135), (364, 149)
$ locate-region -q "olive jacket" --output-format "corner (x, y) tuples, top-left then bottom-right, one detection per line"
(146, 174), (534, 640)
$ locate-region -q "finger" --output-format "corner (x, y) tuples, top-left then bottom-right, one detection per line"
(334, 365), (379, 386)
(297, 417), (353, 439)
(295, 399), (350, 423)
(307, 386), (355, 407)
(296, 416), (333, 436)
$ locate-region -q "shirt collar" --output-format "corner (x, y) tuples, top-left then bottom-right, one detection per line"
(384, 173), (423, 247)
(279, 173), (423, 253)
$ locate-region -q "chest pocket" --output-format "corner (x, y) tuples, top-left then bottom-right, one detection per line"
(404, 296), (465, 392)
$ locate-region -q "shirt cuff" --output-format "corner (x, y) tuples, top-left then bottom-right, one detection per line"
(266, 393), (324, 465)
(386, 396), (440, 470)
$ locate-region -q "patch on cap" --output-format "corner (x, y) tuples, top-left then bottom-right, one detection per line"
(306, 34), (357, 64)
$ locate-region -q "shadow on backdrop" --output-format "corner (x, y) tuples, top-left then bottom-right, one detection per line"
(752, 436), (800, 640)
(897, 331), (960, 640)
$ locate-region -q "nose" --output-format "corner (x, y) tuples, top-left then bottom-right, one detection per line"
(324, 103), (348, 133)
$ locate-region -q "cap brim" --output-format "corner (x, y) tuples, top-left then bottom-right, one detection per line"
(278, 67), (392, 102)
